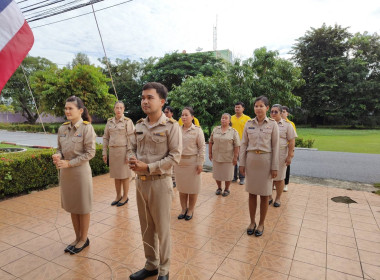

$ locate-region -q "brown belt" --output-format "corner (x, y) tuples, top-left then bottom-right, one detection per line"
(137, 174), (170, 181)
(181, 155), (197, 159)
(249, 150), (270, 154)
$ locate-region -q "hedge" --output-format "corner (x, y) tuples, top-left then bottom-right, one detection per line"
(295, 137), (315, 148)
(0, 144), (109, 198)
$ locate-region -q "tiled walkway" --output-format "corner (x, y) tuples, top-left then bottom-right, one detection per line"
(0, 173), (380, 280)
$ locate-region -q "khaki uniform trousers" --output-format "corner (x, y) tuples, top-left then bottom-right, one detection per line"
(136, 176), (173, 276)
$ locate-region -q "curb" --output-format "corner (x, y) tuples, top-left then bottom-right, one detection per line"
(0, 141), (52, 149)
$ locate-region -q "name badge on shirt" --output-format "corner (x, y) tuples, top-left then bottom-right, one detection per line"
(136, 131), (143, 134)
(153, 132), (166, 136)
(75, 134), (82, 137)
(248, 127), (255, 129)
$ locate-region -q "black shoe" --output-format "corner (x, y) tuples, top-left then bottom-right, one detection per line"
(255, 226), (264, 237)
(70, 238), (89, 254)
(273, 201), (281, 207)
(111, 197), (122, 206)
(269, 199), (273, 205)
(247, 223), (256, 235)
(185, 213), (193, 221)
(130, 268), (158, 280)
(64, 245), (74, 253)
(158, 274), (169, 280)
(178, 209), (187, 219)
(173, 182), (176, 188)
(232, 178), (237, 182)
(117, 198), (129, 207)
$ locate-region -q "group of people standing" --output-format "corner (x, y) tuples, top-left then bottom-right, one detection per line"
(52, 82), (296, 280)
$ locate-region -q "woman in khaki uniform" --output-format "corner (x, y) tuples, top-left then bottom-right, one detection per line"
(175, 107), (205, 220)
(269, 104), (297, 207)
(102, 101), (135, 206)
(209, 113), (240, 197)
(239, 96), (279, 237)
(52, 96), (96, 254)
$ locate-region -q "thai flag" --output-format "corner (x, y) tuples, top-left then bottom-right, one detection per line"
(0, 0), (34, 92)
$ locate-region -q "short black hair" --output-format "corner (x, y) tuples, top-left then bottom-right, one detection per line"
(164, 106), (174, 113)
(142, 82), (168, 100)
(235, 101), (245, 108)
(282, 106), (290, 112)
(254, 96), (269, 107)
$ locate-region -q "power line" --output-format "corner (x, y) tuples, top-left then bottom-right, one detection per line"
(30, 0), (133, 29)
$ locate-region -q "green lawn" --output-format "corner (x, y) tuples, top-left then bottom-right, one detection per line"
(0, 143), (38, 151)
(297, 128), (380, 154)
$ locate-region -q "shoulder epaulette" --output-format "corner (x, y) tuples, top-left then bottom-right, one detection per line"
(107, 117), (113, 121)
(83, 121), (90, 124)
(63, 121), (70, 125)
(169, 118), (176, 123)
(137, 118), (144, 124)
(124, 116), (130, 121)
(195, 125), (200, 128)
(269, 118), (275, 121)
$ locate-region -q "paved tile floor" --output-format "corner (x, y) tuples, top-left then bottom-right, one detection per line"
(0, 172), (380, 280)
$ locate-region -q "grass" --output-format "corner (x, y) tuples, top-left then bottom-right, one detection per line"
(0, 143), (39, 151)
(297, 128), (380, 154)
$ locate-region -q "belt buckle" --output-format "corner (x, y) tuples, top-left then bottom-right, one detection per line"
(255, 150), (260, 154)
(140, 175), (147, 181)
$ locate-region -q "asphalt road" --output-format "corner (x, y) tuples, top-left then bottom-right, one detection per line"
(1, 130), (379, 184)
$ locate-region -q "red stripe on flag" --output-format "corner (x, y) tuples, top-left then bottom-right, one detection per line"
(0, 20), (34, 93)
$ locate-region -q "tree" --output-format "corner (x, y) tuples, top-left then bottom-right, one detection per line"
(31, 65), (117, 120)
(169, 73), (232, 136)
(99, 57), (156, 122)
(1, 56), (57, 123)
(71, 52), (91, 68)
(291, 24), (352, 126)
(226, 48), (303, 117)
(143, 51), (226, 91)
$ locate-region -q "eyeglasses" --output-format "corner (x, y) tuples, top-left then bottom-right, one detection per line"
(270, 110), (279, 114)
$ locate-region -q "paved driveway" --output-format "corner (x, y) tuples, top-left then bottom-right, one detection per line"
(1, 130), (379, 184)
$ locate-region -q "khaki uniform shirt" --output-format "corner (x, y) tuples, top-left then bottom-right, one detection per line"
(57, 118), (96, 167)
(278, 119), (298, 148)
(240, 117), (279, 170)
(130, 113), (182, 175)
(102, 116), (135, 156)
(181, 123), (205, 165)
(209, 126), (240, 162)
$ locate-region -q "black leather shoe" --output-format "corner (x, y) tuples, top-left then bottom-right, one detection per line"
(247, 223), (256, 235)
(111, 197), (122, 206)
(185, 214), (193, 221)
(268, 199), (273, 205)
(255, 226), (264, 237)
(274, 201), (281, 207)
(178, 209), (187, 219)
(130, 268), (158, 280)
(64, 245), (74, 253)
(158, 274), (169, 280)
(70, 238), (89, 254)
(117, 198), (129, 207)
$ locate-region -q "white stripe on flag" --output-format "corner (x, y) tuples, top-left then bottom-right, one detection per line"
(0, 0), (25, 51)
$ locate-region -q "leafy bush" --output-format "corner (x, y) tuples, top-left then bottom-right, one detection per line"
(0, 144), (109, 198)
(295, 137), (315, 148)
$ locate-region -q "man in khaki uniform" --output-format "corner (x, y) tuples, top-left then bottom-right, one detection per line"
(128, 82), (182, 280)
(163, 106), (177, 188)
(281, 106), (296, 192)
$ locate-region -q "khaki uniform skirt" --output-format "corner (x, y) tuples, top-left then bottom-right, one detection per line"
(245, 152), (273, 196)
(60, 162), (93, 214)
(274, 148), (288, 181)
(212, 160), (234, 181)
(109, 146), (134, 179)
(174, 155), (201, 194)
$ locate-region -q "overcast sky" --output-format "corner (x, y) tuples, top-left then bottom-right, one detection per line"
(27, 0), (380, 66)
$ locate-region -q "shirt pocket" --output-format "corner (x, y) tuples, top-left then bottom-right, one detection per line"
(247, 129), (258, 143)
(220, 137), (234, 153)
(151, 133), (167, 155)
(136, 133), (146, 154)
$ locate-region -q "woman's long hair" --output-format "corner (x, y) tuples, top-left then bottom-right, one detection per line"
(66, 96), (92, 122)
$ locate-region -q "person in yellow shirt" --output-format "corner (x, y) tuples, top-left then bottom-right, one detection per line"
(231, 102), (251, 185)
(281, 106), (296, 192)
(178, 116), (200, 127)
